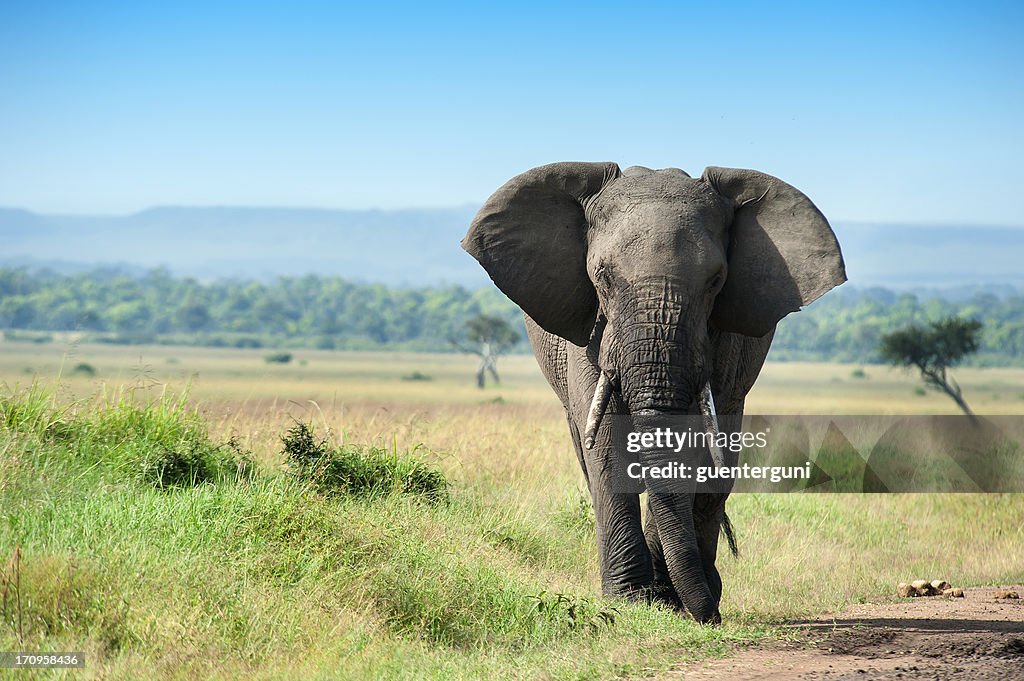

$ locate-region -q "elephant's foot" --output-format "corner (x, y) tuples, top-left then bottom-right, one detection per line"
(649, 581), (684, 612)
(603, 581), (721, 624)
(601, 585), (722, 625)
(601, 581), (659, 606)
(683, 602), (722, 625)
(649, 586), (721, 624)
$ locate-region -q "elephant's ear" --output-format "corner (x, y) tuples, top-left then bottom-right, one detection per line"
(703, 167), (846, 337)
(462, 162), (621, 346)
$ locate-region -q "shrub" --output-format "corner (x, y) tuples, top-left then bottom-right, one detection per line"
(72, 388), (256, 489)
(265, 352), (293, 364)
(401, 371), (432, 381)
(136, 440), (255, 489)
(281, 423), (447, 503)
(850, 368), (868, 379)
(71, 362), (97, 377)
(137, 447), (212, 487)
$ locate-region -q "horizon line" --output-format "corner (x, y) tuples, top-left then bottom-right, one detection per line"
(2, 204), (1024, 231)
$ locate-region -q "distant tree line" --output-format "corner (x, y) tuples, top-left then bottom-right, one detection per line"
(0, 268), (1022, 365)
(0, 267), (524, 352)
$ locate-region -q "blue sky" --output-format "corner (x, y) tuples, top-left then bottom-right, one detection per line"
(1, 1), (1021, 225)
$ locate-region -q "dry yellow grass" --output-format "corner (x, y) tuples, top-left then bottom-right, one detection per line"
(4, 342), (1023, 414)
(750, 361), (1024, 415)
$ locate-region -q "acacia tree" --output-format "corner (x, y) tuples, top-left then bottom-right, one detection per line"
(451, 314), (519, 388)
(879, 317), (982, 416)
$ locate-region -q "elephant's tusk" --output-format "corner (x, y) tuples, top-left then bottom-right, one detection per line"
(583, 371), (613, 449)
(699, 382), (725, 469)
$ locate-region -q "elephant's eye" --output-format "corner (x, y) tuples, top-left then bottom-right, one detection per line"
(594, 265), (608, 282)
(709, 272), (724, 291)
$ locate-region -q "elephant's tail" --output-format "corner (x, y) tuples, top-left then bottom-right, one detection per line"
(721, 512), (739, 557)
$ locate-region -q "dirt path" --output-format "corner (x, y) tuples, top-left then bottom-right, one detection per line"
(670, 586), (1024, 680)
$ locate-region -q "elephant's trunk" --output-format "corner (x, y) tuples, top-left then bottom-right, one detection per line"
(645, 491), (719, 622)
(613, 281), (721, 622)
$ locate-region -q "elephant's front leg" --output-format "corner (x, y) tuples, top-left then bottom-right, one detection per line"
(584, 445), (653, 599)
(566, 343), (653, 599)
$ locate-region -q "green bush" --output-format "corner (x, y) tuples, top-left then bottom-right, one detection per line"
(136, 438), (255, 489)
(264, 352), (293, 364)
(281, 423), (448, 503)
(71, 362), (97, 377)
(1, 384), (255, 489)
(530, 590), (618, 635)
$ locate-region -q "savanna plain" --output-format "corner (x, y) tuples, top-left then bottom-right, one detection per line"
(1, 342), (1022, 679)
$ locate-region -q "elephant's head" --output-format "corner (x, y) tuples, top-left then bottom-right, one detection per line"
(462, 162), (845, 420)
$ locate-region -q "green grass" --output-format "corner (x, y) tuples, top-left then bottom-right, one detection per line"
(0, 385), (767, 680)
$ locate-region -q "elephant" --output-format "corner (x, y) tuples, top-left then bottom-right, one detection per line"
(461, 162), (845, 623)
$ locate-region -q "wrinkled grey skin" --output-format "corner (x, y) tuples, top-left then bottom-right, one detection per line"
(462, 162), (845, 623)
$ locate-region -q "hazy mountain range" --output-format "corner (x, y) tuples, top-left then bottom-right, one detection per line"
(2, 206), (1022, 290)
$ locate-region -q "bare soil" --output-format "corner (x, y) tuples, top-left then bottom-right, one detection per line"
(671, 586), (1024, 680)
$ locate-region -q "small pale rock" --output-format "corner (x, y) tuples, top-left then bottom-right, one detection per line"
(993, 590), (1020, 599)
(930, 579), (951, 591)
(897, 583), (916, 597)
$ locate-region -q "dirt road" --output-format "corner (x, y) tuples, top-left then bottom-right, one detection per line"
(672, 586), (1024, 680)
